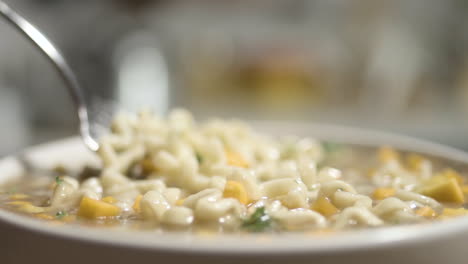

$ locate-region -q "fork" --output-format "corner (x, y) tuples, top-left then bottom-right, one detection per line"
(0, 1), (101, 151)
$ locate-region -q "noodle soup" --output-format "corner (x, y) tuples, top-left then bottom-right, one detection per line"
(1, 109), (468, 234)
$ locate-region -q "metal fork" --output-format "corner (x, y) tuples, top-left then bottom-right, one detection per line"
(0, 1), (100, 151)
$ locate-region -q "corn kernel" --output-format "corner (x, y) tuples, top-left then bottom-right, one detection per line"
(223, 181), (249, 204)
(312, 197), (339, 217)
(415, 206), (437, 219)
(378, 147), (400, 163)
(462, 185), (468, 195)
(102, 196), (117, 204)
(406, 154), (426, 171)
(77, 197), (121, 219)
(175, 199), (185, 206)
(226, 150), (249, 168)
(439, 208), (468, 219)
(441, 169), (464, 185)
(132, 194), (143, 213)
(372, 188), (396, 200)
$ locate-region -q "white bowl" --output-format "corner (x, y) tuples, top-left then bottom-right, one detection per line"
(2, 122), (468, 264)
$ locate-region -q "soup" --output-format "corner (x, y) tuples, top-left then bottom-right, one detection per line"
(1, 109), (468, 234)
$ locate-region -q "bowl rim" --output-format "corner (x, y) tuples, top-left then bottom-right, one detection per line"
(2, 121), (468, 255)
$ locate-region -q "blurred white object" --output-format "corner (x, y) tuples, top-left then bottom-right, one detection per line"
(114, 30), (169, 115)
(0, 85), (29, 155)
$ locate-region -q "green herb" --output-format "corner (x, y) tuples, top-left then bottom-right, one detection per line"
(55, 211), (68, 219)
(322, 142), (342, 154)
(55, 176), (64, 185)
(242, 207), (272, 232)
(196, 152), (203, 164)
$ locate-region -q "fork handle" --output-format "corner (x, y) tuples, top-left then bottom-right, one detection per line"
(0, 1), (99, 151)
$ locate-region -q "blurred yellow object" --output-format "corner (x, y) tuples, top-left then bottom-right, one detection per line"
(415, 207), (437, 219)
(132, 195), (143, 213)
(77, 197), (120, 219)
(419, 175), (464, 204)
(8, 201), (45, 213)
(9, 193), (28, 200)
(226, 150), (249, 168)
(406, 154), (426, 171)
(35, 213), (54, 220)
(366, 168), (377, 178)
(175, 199), (185, 206)
(440, 169), (464, 185)
(372, 188), (396, 200)
(312, 197), (339, 217)
(223, 181), (249, 204)
(439, 208), (468, 219)
(102, 196), (117, 204)
(378, 147), (400, 163)
(462, 185), (468, 195)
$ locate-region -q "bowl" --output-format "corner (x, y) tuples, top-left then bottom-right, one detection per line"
(2, 122), (468, 264)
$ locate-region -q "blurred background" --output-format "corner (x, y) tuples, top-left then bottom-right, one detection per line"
(1, 0), (468, 156)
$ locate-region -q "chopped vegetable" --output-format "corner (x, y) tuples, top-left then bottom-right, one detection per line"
(418, 172), (465, 204)
(175, 199), (185, 206)
(242, 207), (272, 232)
(439, 208), (468, 219)
(312, 197), (339, 217)
(102, 196), (117, 204)
(378, 147), (400, 163)
(226, 150), (249, 168)
(406, 154), (426, 171)
(132, 194), (143, 213)
(441, 169), (464, 185)
(415, 207), (437, 219)
(196, 152), (203, 164)
(462, 185), (468, 195)
(77, 197), (121, 219)
(55, 211), (68, 219)
(223, 181), (249, 204)
(55, 176), (64, 185)
(372, 188), (396, 200)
